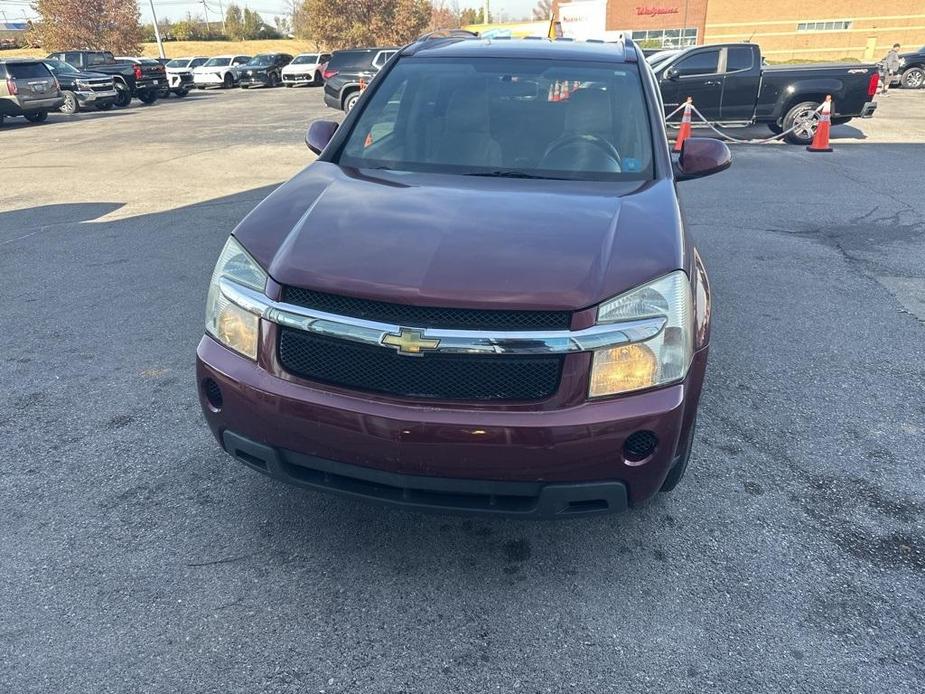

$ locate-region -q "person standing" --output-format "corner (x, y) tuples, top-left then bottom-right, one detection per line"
(880, 43), (902, 95)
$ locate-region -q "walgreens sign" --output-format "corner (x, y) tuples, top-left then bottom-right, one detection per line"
(635, 6), (681, 16)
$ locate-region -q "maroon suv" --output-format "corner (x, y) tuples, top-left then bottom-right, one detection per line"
(196, 35), (731, 517)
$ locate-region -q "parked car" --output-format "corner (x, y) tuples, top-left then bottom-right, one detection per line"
(46, 50), (161, 107)
(0, 59), (65, 126)
(282, 52), (332, 87)
(238, 53), (293, 88)
(894, 45), (925, 89)
(163, 56), (208, 96)
(42, 59), (118, 114)
(117, 57), (168, 101)
(322, 47), (398, 112)
(651, 43), (880, 144)
(193, 55), (250, 89)
(197, 35), (731, 518)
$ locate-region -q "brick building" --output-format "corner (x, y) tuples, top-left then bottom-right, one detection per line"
(551, 0), (925, 60)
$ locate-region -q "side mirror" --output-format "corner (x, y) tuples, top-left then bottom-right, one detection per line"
(674, 137), (732, 181)
(305, 120), (339, 155)
(665, 67), (680, 80)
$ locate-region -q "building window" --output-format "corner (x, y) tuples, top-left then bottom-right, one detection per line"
(631, 28), (697, 49)
(796, 21), (852, 32)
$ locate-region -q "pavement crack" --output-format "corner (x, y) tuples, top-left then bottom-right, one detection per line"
(186, 552), (255, 568)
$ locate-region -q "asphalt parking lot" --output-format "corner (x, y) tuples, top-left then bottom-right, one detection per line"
(2, 87), (924, 693)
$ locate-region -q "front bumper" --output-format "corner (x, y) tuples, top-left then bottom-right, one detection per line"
(239, 73), (272, 87)
(194, 73), (227, 86)
(283, 72), (317, 84)
(860, 101), (878, 118)
(75, 89), (117, 105)
(196, 335), (707, 515)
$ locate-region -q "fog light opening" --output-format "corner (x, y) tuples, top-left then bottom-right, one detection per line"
(624, 430), (658, 463)
(202, 378), (223, 411)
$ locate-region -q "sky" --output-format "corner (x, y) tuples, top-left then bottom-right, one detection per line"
(0, 1), (543, 26)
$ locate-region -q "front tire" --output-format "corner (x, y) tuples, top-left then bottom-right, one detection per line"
(660, 421), (696, 493)
(24, 111), (48, 123)
(314, 71), (322, 85)
(173, 87), (189, 98)
(114, 82), (132, 108)
(223, 73), (234, 89)
(344, 92), (360, 113)
(782, 101), (820, 145)
(59, 90), (80, 115)
(767, 122), (783, 135)
(901, 67), (924, 89)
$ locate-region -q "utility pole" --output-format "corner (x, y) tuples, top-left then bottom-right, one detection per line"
(483, 0), (490, 24)
(148, 0), (166, 59)
(202, 0), (211, 36)
(218, 0), (227, 35)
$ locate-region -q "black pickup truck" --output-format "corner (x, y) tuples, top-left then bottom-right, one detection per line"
(45, 50), (161, 107)
(650, 43), (879, 144)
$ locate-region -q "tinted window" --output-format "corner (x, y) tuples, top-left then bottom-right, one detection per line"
(9, 62), (52, 79)
(87, 53), (111, 66)
(339, 57), (653, 181)
(191, 58), (207, 68)
(204, 58), (231, 67)
(44, 60), (79, 75)
(328, 51), (375, 70)
(674, 50), (719, 77)
(726, 47), (754, 72)
(292, 54), (319, 64)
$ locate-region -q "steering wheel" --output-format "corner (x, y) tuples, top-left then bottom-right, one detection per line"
(540, 134), (622, 172)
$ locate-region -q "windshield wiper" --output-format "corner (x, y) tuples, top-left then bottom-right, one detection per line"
(464, 170), (566, 180)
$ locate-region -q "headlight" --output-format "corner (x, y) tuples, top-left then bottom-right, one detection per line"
(205, 236), (267, 359)
(589, 271), (693, 398)
(75, 79), (90, 89)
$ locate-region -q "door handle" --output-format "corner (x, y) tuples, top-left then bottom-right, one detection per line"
(704, 80), (721, 86)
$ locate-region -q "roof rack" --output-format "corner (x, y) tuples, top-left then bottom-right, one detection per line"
(413, 29), (480, 42)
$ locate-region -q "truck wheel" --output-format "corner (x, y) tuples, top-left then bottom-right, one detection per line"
(59, 90), (80, 115)
(223, 73), (234, 89)
(114, 82), (132, 108)
(901, 68), (924, 89)
(24, 111), (49, 123)
(767, 122), (783, 135)
(344, 92), (360, 113)
(660, 421), (697, 493)
(782, 101), (820, 145)
(137, 90), (158, 105)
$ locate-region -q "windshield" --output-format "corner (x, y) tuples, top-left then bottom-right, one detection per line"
(292, 54), (319, 64)
(204, 57), (231, 67)
(45, 60), (79, 75)
(167, 59), (189, 68)
(338, 57), (654, 181)
(247, 55), (274, 66)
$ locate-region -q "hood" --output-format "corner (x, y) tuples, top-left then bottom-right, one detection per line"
(67, 69), (112, 81)
(233, 163), (684, 312)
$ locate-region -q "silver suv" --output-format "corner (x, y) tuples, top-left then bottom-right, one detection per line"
(0, 59), (64, 126)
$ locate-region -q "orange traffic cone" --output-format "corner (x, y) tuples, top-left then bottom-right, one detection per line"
(807, 95), (833, 152)
(560, 81), (570, 101)
(547, 83), (556, 102)
(673, 97), (693, 153)
(364, 132), (373, 148)
(552, 82), (561, 102)
(359, 78), (367, 92)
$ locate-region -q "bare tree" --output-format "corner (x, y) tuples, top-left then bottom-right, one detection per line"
(532, 0), (552, 21)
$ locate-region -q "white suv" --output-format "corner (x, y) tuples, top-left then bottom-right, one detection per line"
(281, 52), (332, 87)
(193, 55), (251, 89)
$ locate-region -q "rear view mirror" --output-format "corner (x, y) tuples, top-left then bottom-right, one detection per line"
(674, 137), (732, 181)
(665, 67), (680, 80)
(306, 120), (339, 154)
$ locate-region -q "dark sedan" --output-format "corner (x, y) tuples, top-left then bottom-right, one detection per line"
(238, 53), (293, 88)
(196, 36), (731, 518)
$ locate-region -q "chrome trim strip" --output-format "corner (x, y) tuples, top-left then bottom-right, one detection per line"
(220, 278), (665, 356)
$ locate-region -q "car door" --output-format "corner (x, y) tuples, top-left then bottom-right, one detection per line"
(659, 48), (723, 120)
(719, 45), (761, 121)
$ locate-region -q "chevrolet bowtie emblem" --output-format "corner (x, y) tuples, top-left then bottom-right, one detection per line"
(380, 327), (440, 355)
